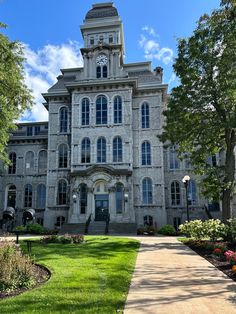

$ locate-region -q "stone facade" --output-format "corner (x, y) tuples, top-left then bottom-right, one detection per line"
(0, 3), (221, 231)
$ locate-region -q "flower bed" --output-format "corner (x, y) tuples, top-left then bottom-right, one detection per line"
(40, 234), (84, 244)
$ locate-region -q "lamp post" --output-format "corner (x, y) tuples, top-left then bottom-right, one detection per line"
(182, 175), (190, 222)
(124, 192), (129, 213)
(72, 194), (77, 203)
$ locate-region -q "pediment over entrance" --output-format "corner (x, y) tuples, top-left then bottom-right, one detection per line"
(71, 165), (132, 177)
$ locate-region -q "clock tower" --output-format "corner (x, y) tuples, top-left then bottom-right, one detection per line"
(80, 2), (126, 79)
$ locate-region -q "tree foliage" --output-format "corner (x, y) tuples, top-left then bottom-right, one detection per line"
(160, 0), (236, 221)
(0, 23), (32, 163)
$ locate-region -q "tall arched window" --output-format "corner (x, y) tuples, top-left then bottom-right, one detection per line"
(81, 98), (90, 126)
(113, 137), (122, 162)
(58, 144), (68, 168)
(8, 152), (16, 174)
(7, 185), (16, 207)
(97, 137), (106, 163)
(80, 184), (87, 214)
(37, 184), (46, 208)
(59, 107), (68, 133)
(25, 151), (34, 174)
(141, 141), (151, 165)
(116, 183), (124, 214)
(114, 96), (122, 124)
(58, 180), (67, 205)
(141, 102), (150, 128)
(169, 146), (180, 169)
(142, 178), (152, 204)
(96, 95), (107, 124)
(171, 181), (181, 205)
(188, 180), (197, 205)
(38, 150), (47, 173)
(24, 184), (33, 207)
(81, 138), (91, 163)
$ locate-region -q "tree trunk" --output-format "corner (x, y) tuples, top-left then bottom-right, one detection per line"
(221, 129), (235, 222)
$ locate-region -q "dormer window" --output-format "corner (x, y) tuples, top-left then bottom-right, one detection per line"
(99, 35), (104, 43)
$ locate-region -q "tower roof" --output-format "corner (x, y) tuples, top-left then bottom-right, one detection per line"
(85, 2), (118, 19)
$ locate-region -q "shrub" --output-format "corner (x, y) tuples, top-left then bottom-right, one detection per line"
(0, 240), (36, 292)
(40, 234), (84, 244)
(179, 220), (206, 239)
(16, 223), (47, 235)
(158, 225), (176, 236)
(203, 219), (227, 241)
(224, 218), (236, 241)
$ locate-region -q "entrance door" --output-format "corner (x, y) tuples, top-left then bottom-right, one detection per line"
(95, 194), (109, 221)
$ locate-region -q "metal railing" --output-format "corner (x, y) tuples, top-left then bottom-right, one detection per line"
(84, 213), (92, 234)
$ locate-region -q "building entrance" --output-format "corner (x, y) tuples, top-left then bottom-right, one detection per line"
(95, 194), (109, 221)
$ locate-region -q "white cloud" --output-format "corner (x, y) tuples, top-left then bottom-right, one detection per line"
(139, 26), (173, 65)
(21, 41), (83, 122)
(168, 73), (176, 84)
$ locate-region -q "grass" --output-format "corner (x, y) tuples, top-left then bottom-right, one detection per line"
(0, 236), (139, 314)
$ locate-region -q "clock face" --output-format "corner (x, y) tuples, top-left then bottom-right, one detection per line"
(96, 55), (108, 66)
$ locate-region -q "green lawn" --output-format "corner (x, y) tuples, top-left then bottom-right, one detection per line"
(0, 236), (139, 314)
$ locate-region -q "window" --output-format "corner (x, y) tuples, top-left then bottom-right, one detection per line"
(80, 184), (87, 214)
(103, 65), (107, 78)
(81, 98), (90, 126)
(188, 180), (197, 205)
(142, 178), (153, 204)
(38, 150), (47, 173)
(24, 184), (32, 207)
(55, 216), (65, 227)
(7, 185), (16, 208)
(25, 151), (34, 173)
(169, 146), (180, 170)
(141, 102), (150, 128)
(27, 126), (33, 136)
(109, 35), (113, 43)
(59, 107), (68, 133)
(116, 183), (124, 214)
(37, 184), (46, 208)
(171, 181), (181, 205)
(58, 144), (68, 168)
(8, 152), (16, 174)
(97, 137), (106, 163)
(113, 137), (122, 162)
(58, 180), (67, 205)
(35, 126), (40, 135)
(173, 217), (181, 231)
(90, 37), (94, 45)
(114, 96), (122, 124)
(99, 35), (104, 43)
(141, 141), (151, 165)
(96, 95), (107, 124)
(81, 138), (91, 163)
(97, 66), (101, 78)
(208, 155), (217, 167)
(144, 215), (153, 226)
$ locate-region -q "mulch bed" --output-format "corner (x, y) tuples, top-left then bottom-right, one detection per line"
(0, 263), (50, 299)
(185, 241), (236, 282)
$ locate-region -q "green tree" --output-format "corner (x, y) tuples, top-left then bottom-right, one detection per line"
(0, 23), (32, 163)
(160, 0), (236, 222)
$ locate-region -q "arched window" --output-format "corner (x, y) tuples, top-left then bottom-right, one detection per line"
(7, 185), (16, 207)
(171, 181), (181, 205)
(8, 152), (16, 174)
(144, 215), (153, 226)
(55, 216), (65, 227)
(58, 180), (67, 205)
(81, 138), (91, 163)
(169, 146), (180, 169)
(97, 137), (106, 163)
(188, 180), (197, 205)
(141, 141), (151, 165)
(96, 96), (107, 124)
(113, 137), (122, 162)
(59, 107), (68, 133)
(24, 184), (33, 207)
(37, 184), (46, 208)
(142, 178), (152, 204)
(25, 151), (34, 174)
(141, 102), (150, 128)
(58, 144), (68, 168)
(80, 184), (87, 214)
(81, 98), (90, 126)
(116, 183), (124, 214)
(114, 96), (122, 124)
(38, 150), (47, 173)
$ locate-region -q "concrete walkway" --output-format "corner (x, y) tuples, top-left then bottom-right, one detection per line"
(124, 236), (236, 314)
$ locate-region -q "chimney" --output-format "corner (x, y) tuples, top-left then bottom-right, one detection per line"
(154, 67), (163, 82)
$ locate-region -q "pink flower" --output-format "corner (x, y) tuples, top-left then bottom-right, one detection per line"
(224, 250), (235, 260)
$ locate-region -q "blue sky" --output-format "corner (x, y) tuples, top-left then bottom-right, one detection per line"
(1, 0), (220, 121)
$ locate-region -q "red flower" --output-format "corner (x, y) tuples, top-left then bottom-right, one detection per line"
(213, 248), (222, 254)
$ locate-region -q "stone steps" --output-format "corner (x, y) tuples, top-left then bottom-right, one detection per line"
(59, 223), (85, 235)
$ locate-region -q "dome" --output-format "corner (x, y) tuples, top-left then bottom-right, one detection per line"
(85, 2), (118, 19)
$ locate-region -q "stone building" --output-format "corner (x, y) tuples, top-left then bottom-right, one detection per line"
(0, 3), (220, 233)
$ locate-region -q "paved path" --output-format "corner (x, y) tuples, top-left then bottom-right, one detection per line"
(124, 236), (236, 314)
